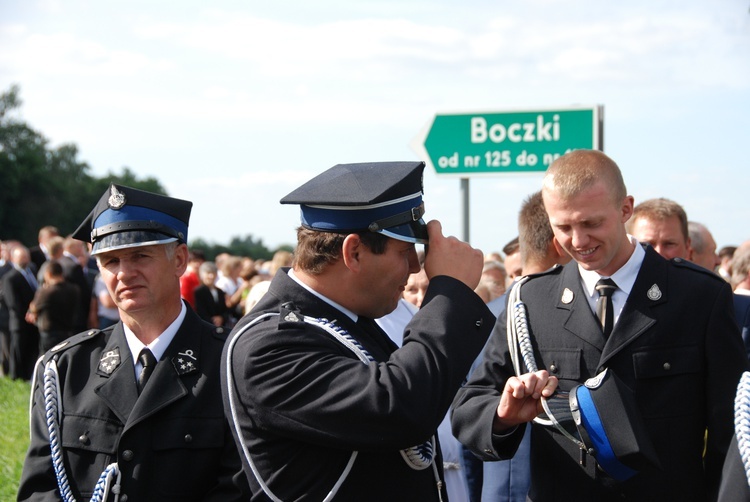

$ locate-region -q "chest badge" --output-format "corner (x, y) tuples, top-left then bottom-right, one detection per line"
(561, 288), (574, 304)
(647, 284), (662, 301)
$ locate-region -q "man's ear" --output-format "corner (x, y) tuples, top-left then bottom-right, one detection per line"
(173, 243), (190, 277)
(341, 234), (363, 272)
(551, 237), (565, 258)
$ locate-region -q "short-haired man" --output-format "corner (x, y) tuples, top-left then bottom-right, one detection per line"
(19, 184), (249, 501)
(688, 221), (720, 273)
(222, 161), (494, 500)
(626, 197), (690, 260)
(452, 150), (747, 500)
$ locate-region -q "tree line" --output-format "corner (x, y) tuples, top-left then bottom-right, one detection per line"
(0, 85), (283, 261)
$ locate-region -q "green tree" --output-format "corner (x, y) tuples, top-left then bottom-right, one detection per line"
(0, 85), (167, 246)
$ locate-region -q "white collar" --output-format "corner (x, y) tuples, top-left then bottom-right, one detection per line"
(125, 301), (187, 369)
(288, 268), (358, 322)
(579, 235), (645, 297)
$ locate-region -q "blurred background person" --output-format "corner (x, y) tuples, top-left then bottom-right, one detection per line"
(2, 244), (39, 380)
(244, 250), (293, 314)
(194, 261), (232, 328)
(719, 245), (738, 283)
(29, 225), (59, 272)
(688, 221), (720, 273)
(26, 260), (79, 352)
(626, 197), (690, 260)
(92, 272), (120, 329)
(502, 237), (522, 288)
(180, 248), (206, 309)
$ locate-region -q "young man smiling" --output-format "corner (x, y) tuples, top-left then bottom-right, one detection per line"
(452, 149), (747, 501)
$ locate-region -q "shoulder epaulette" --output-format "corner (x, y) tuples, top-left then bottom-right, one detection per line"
(671, 257), (726, 282)
(278, 302), (306, 330)
(212, 325), (228, 340)
(521, 263), (563, 281)
(42, 328), (106, 363)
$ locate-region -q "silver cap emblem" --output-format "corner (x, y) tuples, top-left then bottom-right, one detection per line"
(108, 185), (126, 209)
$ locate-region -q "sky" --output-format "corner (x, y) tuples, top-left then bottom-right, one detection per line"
(1, 0), (749, 255)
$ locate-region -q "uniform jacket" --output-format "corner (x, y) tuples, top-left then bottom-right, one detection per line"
(18, 304), (250, 502)
(59, 254), (91, 331)
(222, 268), (494, 501)
(452, 247), (748, 502)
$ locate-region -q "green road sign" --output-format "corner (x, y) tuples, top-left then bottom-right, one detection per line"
(411, 106), (603, 176)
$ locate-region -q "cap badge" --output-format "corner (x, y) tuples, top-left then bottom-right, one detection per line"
(561, 288), (574, 304)
(172, 349), (198, 375)
(647, 284), (662, 301)
(108, 186), (126, 209)
(98, 348), (121, 375)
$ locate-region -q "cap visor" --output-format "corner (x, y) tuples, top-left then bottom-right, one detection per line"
(379, 219), (428, 244)
(91, 231), (178, 255)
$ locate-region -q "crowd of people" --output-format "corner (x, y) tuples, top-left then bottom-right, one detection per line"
(0, 233), (292, 381)
(4, 151), (750, 501)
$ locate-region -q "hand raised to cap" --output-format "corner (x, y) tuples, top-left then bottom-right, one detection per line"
(423, 220), (484, 291)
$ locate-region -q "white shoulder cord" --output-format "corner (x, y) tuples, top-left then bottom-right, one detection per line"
(734, 371), (750, 487)
(225, 312), (443, 501)
(35, 356), (121, 502)
(505, 278), (588, 451)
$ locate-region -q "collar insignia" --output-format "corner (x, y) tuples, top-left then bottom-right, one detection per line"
(172, 349), (198, 375)
(108, 186), (126, 209)
(284, 312), (300, 322)
(561, 288), (574, 304)
(647, 284), (662, 301)
(98, 348), (121, 375)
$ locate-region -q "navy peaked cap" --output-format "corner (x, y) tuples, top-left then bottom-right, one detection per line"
(281, 161), (428, 244)
(73, 184), (192, 255)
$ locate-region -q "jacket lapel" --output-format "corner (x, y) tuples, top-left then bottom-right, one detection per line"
(94, 324), (139, 424)
(600, 249), (664, 365)
(557, 263), (607, 352)
(125, 313), (204, 430)
(95, 311), (204, 429)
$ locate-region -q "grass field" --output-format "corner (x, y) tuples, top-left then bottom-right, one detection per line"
(0, 377), (30, 501)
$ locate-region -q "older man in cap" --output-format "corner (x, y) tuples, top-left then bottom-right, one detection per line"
(18, 185), (249, 501)
(222, 161), (494, 501)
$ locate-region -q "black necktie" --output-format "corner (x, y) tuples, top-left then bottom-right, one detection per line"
(137, 348), (157, 394)
(595, 278), (617, 338)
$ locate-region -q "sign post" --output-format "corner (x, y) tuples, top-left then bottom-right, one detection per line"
(411, 106), (603, 242)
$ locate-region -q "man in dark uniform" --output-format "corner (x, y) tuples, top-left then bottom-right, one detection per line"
(2, 244), (39, 380)
(451, 150), (748, 501)
(222, 161), (494, 501)
(18, 184), (249, 502)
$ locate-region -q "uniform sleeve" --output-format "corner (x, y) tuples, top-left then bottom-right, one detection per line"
(227, 275), (494, 452)
(451, 306), (527, 461)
